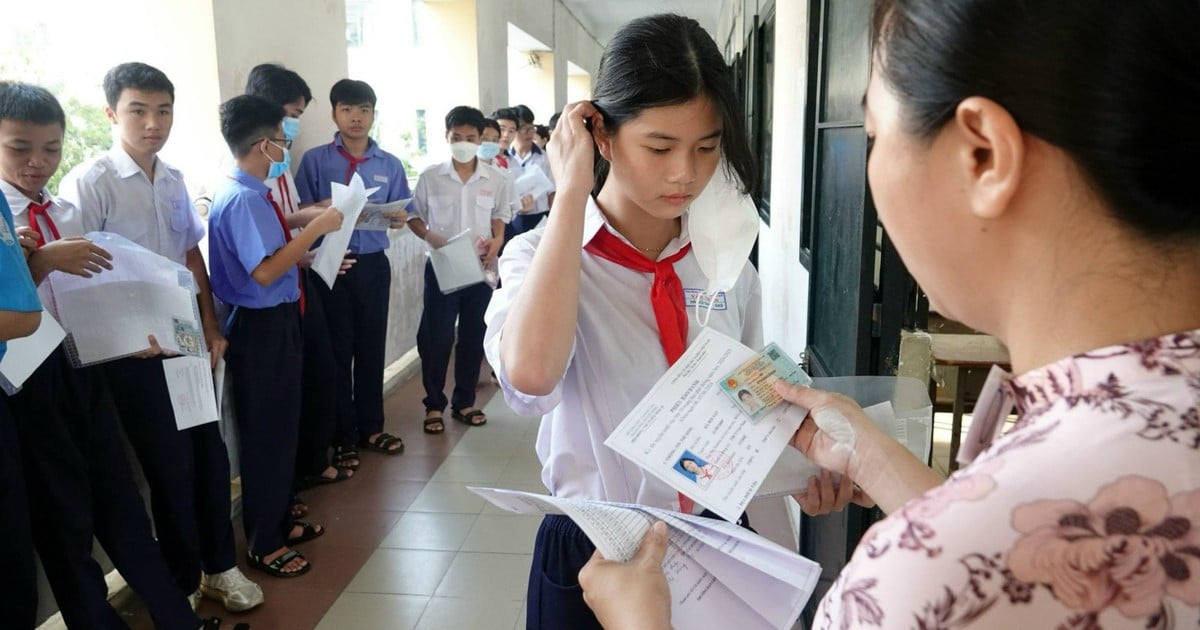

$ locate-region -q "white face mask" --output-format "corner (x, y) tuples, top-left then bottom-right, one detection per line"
(687, 163), (760, 326)
(450, 141), (478, 164)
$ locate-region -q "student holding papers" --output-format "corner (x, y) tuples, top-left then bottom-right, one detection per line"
(582, 2), (1200, 628)
(409, 106), (512, 433)
(209, 95), (346, 579)
(59, 63), (263, 614)
(294, 79), (410, 459)
(483, 15), (767, 628)
(1, 82), (223, 629)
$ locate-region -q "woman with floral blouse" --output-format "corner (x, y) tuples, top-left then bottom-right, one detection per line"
(577, 1), (1200, 628)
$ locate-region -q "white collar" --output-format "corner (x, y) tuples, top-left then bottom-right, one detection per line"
(438, 159), (491, 185)
(581, 195), (691, 260)
(108, 145), (170, 182)
(0, 180), (47, 216)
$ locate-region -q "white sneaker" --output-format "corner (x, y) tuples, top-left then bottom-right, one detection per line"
(200, 567), (264, 612)
(188, 588), (201, 611)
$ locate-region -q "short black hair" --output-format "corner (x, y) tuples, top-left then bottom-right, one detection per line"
(482, 118), (501, 135)
(245, 63), (312, 107)
(548, 111), (561, 131)
(329, 79), (376, 108)
(103, 62), (174, 109)
(513, 104), (535, 125)
(445, 106), (485, 133)
(491, 107), (517, 124)
(219, 95), (284, 157)
(0, 82), (65, 129)
(535, 125), (550, 141)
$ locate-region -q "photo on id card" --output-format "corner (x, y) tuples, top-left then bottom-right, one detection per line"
(718, 343), (812, 421)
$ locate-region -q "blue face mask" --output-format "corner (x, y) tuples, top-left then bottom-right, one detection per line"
(264, 141), (291, 180)
(282, 116), (301, 141)
(476, 141), (501, 161)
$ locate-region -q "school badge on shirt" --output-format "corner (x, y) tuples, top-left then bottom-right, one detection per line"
(0, 217), (14, 246)
(684, 289), (727, 311)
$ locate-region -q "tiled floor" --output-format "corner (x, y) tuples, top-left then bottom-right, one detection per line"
(107, 366), (985, 629)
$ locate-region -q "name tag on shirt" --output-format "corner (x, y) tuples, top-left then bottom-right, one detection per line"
(684, 289), (727, 311)
(373, 174), (389, 184)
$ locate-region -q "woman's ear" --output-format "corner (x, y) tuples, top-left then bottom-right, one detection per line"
(592, 116), (613, 161)
(953, 97), (1024, 220)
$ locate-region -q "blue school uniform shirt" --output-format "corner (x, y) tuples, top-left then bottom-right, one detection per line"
(0, 195), (43, 361)
(294, 132), (411, 255)
(208, 168), (300, 309)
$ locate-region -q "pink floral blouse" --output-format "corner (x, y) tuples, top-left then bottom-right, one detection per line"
(816, 331), (1200, 629)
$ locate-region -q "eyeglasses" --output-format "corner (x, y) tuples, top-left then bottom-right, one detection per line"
(498, 125), (517, 134)
(268, 137), (293, 150)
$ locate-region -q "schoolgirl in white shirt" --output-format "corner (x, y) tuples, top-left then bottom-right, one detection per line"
(483, 14), (763, 630)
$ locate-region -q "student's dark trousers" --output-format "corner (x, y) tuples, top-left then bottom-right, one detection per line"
(103, 355), (237, 593)
(318, 251), (390, 447)
(417, 261), (491, 412)
(9, 349), (199, 629)
(295, 269), (337, 480)
(0, 395), (36, 630)
(226, 302), (302, 556)
(511, 211), (548, 236)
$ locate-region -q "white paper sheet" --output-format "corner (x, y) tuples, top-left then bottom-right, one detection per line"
(469, 487), (820, 630)
(57, 281), (198, 364)
(312, 173), (379, 288)
(513, 168), (554, 201)
(0, 312), (65, 394)
(356, 198), (412, 231)
(213, 356), (227, 418)
(604, 328), (808, 523)
(164, 355), (219, 431)
(428, 230), (485, 293)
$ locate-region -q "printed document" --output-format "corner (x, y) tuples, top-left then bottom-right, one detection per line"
(357, 198), (412, 231)
(0, 312), (65, 394)
(604, 328), (808, 523)
(470, 487), (820, 630)
(164, 355), (220, 430)
(428, 230), (485, 293)
(313, 172), (379, 288)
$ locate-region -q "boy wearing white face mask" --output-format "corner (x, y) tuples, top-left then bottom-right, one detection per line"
(407, 106), (513, 434)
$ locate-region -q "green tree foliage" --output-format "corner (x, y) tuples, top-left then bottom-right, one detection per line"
(51, 99), (109, 194)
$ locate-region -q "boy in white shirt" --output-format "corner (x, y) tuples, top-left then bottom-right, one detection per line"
(407, 106), (512, 433)
(59, 62), (261, 613)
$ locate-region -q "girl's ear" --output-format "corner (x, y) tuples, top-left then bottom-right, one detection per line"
(592, 116), (612, 161)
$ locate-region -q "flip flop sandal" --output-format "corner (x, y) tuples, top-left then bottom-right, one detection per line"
(287, 521), (325, 545)
(247, 549), (310, 578)
(361, 432), (404, 455)
(452, 408), (488, 427)
(297, 466), (353, 490)
(332, 446), (360, 471)
(423, 413), (445, 434)
(290, 497), (308, 519)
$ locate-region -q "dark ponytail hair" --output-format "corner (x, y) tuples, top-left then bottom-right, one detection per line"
(872, 0), (1200, 241)
(591, 14), (756, 196)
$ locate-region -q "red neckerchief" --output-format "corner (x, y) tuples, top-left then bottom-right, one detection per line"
(584, 225), (697, 514)
(266, 190), (305, 315)
(26, 197), (59, 247)
(336, 146), (370, 185)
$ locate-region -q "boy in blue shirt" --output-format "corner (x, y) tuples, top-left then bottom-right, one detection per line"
(210, 94), (344, 578)
(0, 192), (43, 630)
(295, 79), (409, 458)
(2, 81), (218, 630)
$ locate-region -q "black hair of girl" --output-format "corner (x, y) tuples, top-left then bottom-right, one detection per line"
(871, 0), (1200, 241)
(591, 13), (756, 196)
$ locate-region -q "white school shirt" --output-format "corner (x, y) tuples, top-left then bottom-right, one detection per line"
(264, 169), (302, 237)
(59, 146), (205, 265)
(408, 160), (514, 240)
(5, 181), (85, 305)
(481, 159), (522, 216)
(483, 196), (764, 511)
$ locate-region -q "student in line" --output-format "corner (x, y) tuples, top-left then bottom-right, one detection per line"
(0, 183), (43, 630)
(244, 64), (353, 497)
(483, 14), (762, 628)
(479, 118), (521, 221)
(409, 106), (512, 433)
(505, 103), (555, 236)
(209, 94), (345, 578)
(1, 81), (229, 630)
(295, 79), (410, 459)
(59, 62), (262, 612)
(580, 2), (1200, 628)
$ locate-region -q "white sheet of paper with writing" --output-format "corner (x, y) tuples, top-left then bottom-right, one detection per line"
(604, 327), (809, 523)
(163, 355), (220, 430)
(356, 198), (412, 231)
(0, 311), (65, 394)
(313, 172), (379, 288)
(44, 232), (206, 367)
(468, 487), (821, 630)
(428, 229), (485, 293)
